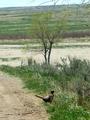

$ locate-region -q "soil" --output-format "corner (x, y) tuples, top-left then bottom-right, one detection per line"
(0, 72), (48, 120)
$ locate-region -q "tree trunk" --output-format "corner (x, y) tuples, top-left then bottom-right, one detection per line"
(44, 48), (48, 64)
(48, 42), (53, 64)
(43, 41), (48, 64)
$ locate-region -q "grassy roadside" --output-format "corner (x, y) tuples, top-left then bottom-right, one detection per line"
(0, 58), (90, 120)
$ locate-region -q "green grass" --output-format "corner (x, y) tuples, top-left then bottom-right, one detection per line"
(0, 39), (38, 45)
(0, 57), (20, 61)
(0, 57), (90, 120)
(54, 44), (90, 48)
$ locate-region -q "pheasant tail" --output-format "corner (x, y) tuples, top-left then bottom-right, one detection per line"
(35, 95), (43, 99)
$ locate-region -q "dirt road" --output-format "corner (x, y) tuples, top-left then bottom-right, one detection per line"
(0, 72), (48, 120)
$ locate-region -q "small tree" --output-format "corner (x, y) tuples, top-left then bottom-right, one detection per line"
(31, 12), (67, 64)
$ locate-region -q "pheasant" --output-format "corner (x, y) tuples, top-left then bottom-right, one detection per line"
(35, 91), (54, 103)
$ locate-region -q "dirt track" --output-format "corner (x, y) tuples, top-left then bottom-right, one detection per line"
(0, 72), (48, 120)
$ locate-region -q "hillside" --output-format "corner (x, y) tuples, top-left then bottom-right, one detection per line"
(0, 4), (90, 39)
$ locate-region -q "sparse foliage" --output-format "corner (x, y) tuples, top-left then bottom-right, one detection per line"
(31, 12), (67, 64)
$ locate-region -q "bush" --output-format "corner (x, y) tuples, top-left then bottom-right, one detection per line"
(48, 94), (90, 120)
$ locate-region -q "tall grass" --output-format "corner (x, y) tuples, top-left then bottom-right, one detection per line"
(0, 57), (90, 120)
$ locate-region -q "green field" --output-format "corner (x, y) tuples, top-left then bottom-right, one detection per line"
(0, 4), (90, 38)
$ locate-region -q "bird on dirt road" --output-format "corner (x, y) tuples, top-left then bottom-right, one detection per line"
(35, 91), (54, 103)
